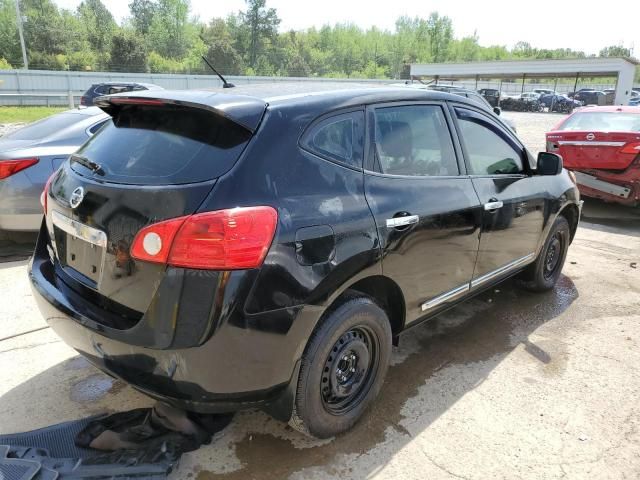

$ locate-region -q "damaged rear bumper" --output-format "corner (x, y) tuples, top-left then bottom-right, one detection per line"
(28, 232), (315, 420)
(573, 170), (639, 207)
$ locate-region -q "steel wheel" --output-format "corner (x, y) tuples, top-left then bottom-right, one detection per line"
(543, 231), (564, 280)
(320, 326), (379, 415)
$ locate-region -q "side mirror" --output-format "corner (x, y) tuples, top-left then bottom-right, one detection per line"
(537, 152), (563, 175)
(493, 106), (501, 116)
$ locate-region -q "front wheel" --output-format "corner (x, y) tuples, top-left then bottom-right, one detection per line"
(289, 295), (392, 438)
(518, 216), (570, 292)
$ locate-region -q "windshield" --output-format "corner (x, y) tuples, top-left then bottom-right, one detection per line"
(3, 112), (86, 141)
(560, 112), (640, 132)
(70, 104), (252, 185)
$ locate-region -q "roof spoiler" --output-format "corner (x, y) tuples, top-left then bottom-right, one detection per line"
(94, 90), (267, 133)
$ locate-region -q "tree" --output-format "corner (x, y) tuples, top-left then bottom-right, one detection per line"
(148, 0), (192, 59)
(0, 0), (20, 65)
(425, 12), (452, 63)
(238, 0), (280, 68)
(200, 18), (243, 74)
(77, 0), (116, 55)
(129, 0), (157, 36)
(109, 29), (147, 71)
(599, 45), (632, 58)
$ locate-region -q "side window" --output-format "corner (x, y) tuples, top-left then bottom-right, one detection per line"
(301, 111), (364, 168)
(373, 105), (458, 176)
(88, 119), (109, 136)
(455, 108), (524, 175)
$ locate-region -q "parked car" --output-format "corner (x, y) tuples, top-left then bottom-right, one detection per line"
(533, 88), (557, 96)
(31, 85), (581, 439)
(540, 94), (582, 113)
(630, 96), (640, 107)
(574, 90), (606, 106)
(546, 106), (640, 206)
(80, 82), (163, 106)
(501, 92), (543, 112)
(477, 88), (500, 107)
(0, 107), (109, 233)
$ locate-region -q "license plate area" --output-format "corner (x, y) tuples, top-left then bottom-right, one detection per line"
(52, 211), (107, 286)
(65, 235), (104, 283)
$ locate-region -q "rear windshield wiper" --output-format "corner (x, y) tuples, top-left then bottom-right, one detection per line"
(71, 154), (104, 175)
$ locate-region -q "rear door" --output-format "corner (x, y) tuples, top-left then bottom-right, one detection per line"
(45, 101), (256, 316)
(364, 102), (483, 325)
(451, 105), (546, 286)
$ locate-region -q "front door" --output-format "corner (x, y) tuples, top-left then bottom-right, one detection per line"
(364, 102), (483, 325)
(451, 106), (546, 287)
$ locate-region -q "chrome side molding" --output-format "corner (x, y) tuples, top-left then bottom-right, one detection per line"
(421, 283), (470, 312)
(471, 253), (535, 289)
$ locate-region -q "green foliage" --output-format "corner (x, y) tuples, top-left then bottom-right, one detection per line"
(0, 0), (635, 83)
(0, 56), (12, 68)
(109, 29), (146, 72)
(0, 106), (67, 123)
(599, 45), (632, 58)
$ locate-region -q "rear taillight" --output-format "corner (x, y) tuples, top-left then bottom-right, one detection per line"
(619, 142), (640, 155)
(80, 96), (87, 106)
(546, 140), (559, 152)
(130, 206), (278, 270)
(40, 172), (56, 214)
(0, 158), (38, 180)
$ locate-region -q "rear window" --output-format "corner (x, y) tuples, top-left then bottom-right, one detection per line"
(4, 113), (86, 141)
(71, 105), (252, 185)
(560, 112), (640, 132)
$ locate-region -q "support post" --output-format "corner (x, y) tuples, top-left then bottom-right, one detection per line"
(573, 73), (579, 95)
(14, 0), (28, 69)
(521, 74), (526, 94)
(68, 91), (74, 109)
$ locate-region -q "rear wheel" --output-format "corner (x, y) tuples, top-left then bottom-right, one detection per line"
(519, 216), (570, 292)
(290, 295), (392, 438)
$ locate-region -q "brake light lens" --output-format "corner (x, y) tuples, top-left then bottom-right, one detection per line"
(619, 142), (640, 155)
(108, 97), (166, 106)
(130, 206), (278, 270)
(40, 172), (56, 213)
(0, 158), (38, 180)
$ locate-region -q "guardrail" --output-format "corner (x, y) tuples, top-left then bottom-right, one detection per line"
(0, 93), (82, 107)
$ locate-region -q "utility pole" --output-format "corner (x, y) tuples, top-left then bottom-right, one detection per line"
(15, 0), (28, 69)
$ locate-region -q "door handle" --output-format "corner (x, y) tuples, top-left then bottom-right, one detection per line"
(386, 215), (419, 228)
(484, 200), (504, 211)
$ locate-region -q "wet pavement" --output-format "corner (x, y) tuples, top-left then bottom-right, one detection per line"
(1, 209), (639, 479)
(1, 111), (640, 478)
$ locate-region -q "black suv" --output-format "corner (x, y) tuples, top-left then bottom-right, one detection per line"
(80, 82), (163, 106)
(30, 84), (581, 439)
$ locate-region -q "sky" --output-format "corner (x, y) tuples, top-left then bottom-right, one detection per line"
(54, 0), (638, 56)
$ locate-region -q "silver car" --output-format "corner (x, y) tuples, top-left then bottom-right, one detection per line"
(0, 107), (109, 232)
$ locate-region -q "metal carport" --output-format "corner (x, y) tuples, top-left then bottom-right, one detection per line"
(410, 58), (638, 105)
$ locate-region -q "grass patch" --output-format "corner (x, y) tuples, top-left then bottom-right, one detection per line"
(0, 106), (68, 124)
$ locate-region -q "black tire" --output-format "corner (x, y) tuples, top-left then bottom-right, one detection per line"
(289, 294), (392, 438)
(519, 216), (570, 292)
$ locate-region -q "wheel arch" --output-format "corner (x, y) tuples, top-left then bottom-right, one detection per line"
(557, 202), (580, 243)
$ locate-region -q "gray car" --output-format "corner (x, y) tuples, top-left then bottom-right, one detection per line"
(0, 107), (109, 232)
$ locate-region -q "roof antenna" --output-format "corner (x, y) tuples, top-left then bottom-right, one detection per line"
(201, 56), (235, 89)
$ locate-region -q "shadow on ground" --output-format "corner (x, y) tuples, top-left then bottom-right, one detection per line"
(0, 274), (579, 479)
(0, 231), (37, 263)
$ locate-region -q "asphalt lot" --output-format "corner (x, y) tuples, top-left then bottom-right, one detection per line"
(1, 111), (640, 479)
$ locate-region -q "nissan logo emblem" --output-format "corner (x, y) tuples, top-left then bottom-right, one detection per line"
(69, 186), (85, 209)
(586, 133), (595, 141)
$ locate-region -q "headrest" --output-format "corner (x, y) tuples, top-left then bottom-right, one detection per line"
(378, 120), (412, 159)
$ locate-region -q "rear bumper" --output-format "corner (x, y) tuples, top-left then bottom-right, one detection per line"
(28, 228), (321, 416)
(573, 170), (639, 206)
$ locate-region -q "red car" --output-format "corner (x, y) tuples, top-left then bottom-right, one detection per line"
(546, 106), (640, 206)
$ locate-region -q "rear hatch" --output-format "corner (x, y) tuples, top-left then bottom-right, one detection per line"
(43, 93), (265, 320)
(547, 110), (640, 170)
